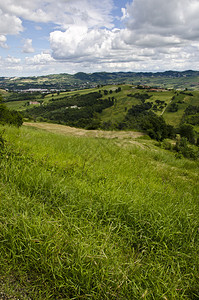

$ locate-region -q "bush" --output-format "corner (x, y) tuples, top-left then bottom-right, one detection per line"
(174, 137), (198, 159)
(0, 130), (5, 155)
(168, 103), (178, 112)
(124, 107), (174, 141)
(178, 124), (196, 144)
(161, 140), (173, 151)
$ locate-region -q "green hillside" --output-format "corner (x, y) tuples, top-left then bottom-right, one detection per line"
(0, 124), (198, 299)
(1, 84), (199, 143)
(9, 85), (197, 134)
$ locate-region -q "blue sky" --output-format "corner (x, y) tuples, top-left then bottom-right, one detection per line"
(0, 0), (199, 76)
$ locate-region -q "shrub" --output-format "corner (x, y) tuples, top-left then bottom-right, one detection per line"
(161, 140), (173, 151)
(0, 130), (5, 155)
(178, 124), (196, 144)
(174, 136), (198, 159)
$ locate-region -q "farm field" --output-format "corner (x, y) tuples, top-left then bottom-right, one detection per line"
(0, 124), (198, 299)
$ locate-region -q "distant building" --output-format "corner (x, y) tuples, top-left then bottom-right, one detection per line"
(16, 89), (49, 93)
(29, 101), (40, 105)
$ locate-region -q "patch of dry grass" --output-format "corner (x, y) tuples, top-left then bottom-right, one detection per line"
(24, 122), (144, 139)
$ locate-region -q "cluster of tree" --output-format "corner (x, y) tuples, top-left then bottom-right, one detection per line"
(24, 92), (114, 129)
(179, 91), (193, 96)
(168, 102), (179, 112)
(161, 135), (198, 160)
(117, 102), (174, 141)
(152, 100), (166, 111)
(180, 105), (199, 126)
(159, 119), (199, 159)
(102, 87), (121, 95)
(174, 136), (198, 159)
(125, 102), (153, 116)
(101, 90), (108, 96)
(184, 105), (199, 115)
(177, 123), (198, 145)
(184, 115), (199, 126)
(155, 100), (166, 106)
(4, 92), (42, 102)
(0, 96), (23, 127)
(127, 93), (151, 103)
(171, 93), (185, 104)
(115, 87), (122, 93)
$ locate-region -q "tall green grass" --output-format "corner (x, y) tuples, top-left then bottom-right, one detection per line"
(0, 125), (199, 299)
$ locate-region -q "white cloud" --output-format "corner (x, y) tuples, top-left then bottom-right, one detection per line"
(121, 7), (128, 21)
(0, 56), (22, 75)
(47, 0), (199, 73)
(25, 52), (54, 65)
(0, 9), (23, 35)
(1, 0), (199, 76)
(0, 1), (50, 22)
(0, 35), (8, 48)
(5, 56), (21, 64)
(0, 0), (114, 61)
(50, 26), (115, 60)
(22, 39), (35, 53)
(125, 0), (199, 42)
(0, 52), (55, 76)
(0, 0), (114, 28)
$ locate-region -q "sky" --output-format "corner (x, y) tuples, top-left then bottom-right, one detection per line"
(1, 0), (199, 77)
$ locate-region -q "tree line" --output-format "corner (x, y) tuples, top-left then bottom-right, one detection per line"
(0, 95), (23, 127)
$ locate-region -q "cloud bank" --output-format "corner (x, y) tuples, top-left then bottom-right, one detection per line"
(1, 0), (199, 75)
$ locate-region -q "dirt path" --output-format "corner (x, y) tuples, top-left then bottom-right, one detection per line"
(24, 122), (144, 139)
(161, 98), (172, 116)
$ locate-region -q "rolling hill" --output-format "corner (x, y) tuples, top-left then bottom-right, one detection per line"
(1, 70), (199, 91)
(3, 84), (198, 134)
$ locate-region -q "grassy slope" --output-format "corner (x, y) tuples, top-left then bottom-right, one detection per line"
(100, 85), (141, 123)
(101, 86), (173, 122)
(0, 125), (198, 299)
(163, 92), (199, 127)
(5, 100), (33, 110)
(100, 87), (199, 128)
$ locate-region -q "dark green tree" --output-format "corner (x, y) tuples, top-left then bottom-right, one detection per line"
(179, 124), (195, 144)
(0, 95), (23, 127)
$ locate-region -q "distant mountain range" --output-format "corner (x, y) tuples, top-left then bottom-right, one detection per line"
(1, 70), (199, 90)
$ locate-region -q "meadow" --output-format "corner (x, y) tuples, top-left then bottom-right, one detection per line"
(0, 124), (198, 299)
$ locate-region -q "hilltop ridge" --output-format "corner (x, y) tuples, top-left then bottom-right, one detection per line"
(1, 70), (199, 91)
